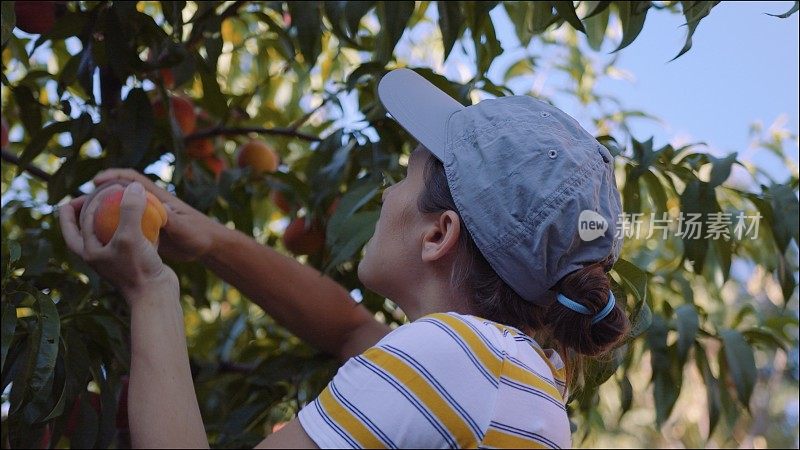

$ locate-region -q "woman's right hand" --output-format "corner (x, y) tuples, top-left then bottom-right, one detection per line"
(92, 169), (220, 262)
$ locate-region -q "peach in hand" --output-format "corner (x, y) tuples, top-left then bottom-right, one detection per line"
(88, 186), (168, 245)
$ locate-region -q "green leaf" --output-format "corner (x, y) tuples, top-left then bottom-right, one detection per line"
(44, 11), (89, 40)
(12, 85), (43, 136)
(641, 169), (668, 216)
(42, 329), (90, 422)
(554, 1), (585, 33)
(583, 1), (612, 19)
(160, 1), (186, 28)
(345, 1), (376, 36)
(375, 1), (415, 63)
(327, 180), (381, 241)
(674, 304), (698, 365)
(1, 302), (16, 373)
(437, 0), (463, 61)
(289, 1), (322, 66)
(720, 328), (756, 408)
(694, 343), (721, 437)
(619, 375), (633, 415)
(584, 3), (609, 50)
(1, 2), (15, 46)
(612, 1), (651, 53)
(198, 61), (228, 118)
(324, 210), (380, 272)
(47, 156), (106, 205)
(623, 165), (641, 213)
(503, 58), (535, 83)
(531, 2), (557, 34)
(766, 182), (799, 252)
(18, 119), (73, 174)
(70, 112), (94, 155)
(503, 2), (534, 47)
(612, 258), (648, 304)
(708, 152), (736, 187)
(766, 1), (799, 18)
(29, 291), (60, 405)
(742, 327), (787, 351)
(679, 179), (719, 273)
(70, 392), (100, 448)
(115, 88), (154, 167)
(648, 315), (678, 426)
(324, 1), (365, 48)
(672, 2), (720, 60)
(628, 295), (652, 339)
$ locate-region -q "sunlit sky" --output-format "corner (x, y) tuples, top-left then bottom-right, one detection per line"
(389, 1), (799, 188)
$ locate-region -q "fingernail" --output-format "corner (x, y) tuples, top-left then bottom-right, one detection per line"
(129, 182), (145, 195)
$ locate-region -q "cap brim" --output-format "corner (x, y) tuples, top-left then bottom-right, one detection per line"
(377, 68), (465, 161)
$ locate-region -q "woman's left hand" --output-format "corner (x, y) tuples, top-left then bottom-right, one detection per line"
(59, 182), (178, 302)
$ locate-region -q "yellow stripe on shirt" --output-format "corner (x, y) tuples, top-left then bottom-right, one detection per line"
(481, 428), (548, 449)
(503, 361), (563, 402)
(317, 386), (388, 448)
(428, 313), (503, 378)
(363, 347), (479, 449)
(431, 314), (563, 403)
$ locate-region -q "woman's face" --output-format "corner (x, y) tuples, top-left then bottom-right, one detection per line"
(358, 146), (430, 302)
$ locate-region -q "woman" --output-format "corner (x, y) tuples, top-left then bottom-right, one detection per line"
(59, 68), (628, 448)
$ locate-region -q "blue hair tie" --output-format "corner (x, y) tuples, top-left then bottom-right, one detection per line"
(556, 291), (616, 325)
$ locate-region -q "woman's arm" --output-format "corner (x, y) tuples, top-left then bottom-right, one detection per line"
(201, 222), (390, 362)
(59, 183), (209, 448)
(127, 279), (209, 449)
(93, 169), (390, 362)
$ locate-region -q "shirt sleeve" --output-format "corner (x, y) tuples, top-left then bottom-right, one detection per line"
(298, 314), (498, 449)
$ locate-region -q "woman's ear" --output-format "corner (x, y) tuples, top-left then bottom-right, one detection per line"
(421, 210), (461, 262)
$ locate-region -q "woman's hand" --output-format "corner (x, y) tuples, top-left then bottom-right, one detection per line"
(93, 168), (219, 262)
(59, 182), (178, 301)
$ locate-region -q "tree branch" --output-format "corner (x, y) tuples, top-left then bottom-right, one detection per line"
(1, 149), (52, 182)
(185, 126), (322, 142)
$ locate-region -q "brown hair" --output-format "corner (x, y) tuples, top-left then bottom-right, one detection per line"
(417, 150), (630, 381)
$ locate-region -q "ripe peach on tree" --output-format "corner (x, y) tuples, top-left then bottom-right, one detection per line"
(14, 1), (57, 35)
(283, 217), (326, 256)
(236, 140), (279, 176)
(152, 96), (197, 135)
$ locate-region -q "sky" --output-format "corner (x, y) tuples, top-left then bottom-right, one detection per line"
(394, 1), (799, 187)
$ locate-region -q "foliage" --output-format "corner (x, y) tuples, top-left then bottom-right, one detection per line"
(1, 1), (798, 447)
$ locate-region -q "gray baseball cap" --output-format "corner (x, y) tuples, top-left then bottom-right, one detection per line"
(377, 68), (623, 306)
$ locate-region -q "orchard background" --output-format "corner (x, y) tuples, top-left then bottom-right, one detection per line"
(1, 1), (798, 448)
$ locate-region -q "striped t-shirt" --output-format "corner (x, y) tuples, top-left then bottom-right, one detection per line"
(298, 312), (571, 448)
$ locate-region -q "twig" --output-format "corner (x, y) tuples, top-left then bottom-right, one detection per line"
(186, 0), (248, 51)
(185, 126), (322, 142)
(1, 149), (52, 181)
(287, 94), (334, 132)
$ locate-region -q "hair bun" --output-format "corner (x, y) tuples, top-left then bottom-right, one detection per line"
(548, 261), (629, 357)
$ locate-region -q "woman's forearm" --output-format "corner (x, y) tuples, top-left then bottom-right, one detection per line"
(200, 223), (388, 361)
(128, 283), (208, 449)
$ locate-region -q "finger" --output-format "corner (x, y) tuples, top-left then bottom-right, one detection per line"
(80, 186), (111, 253)
(93, 168), (142, 186)
(57, 203), (85, 255)
(115, 182), (147, 240)
(68, 195), (89, 217)
(94, 169), (174, 204)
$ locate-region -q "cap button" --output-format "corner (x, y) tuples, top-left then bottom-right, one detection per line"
(548, 149), (558, 159)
